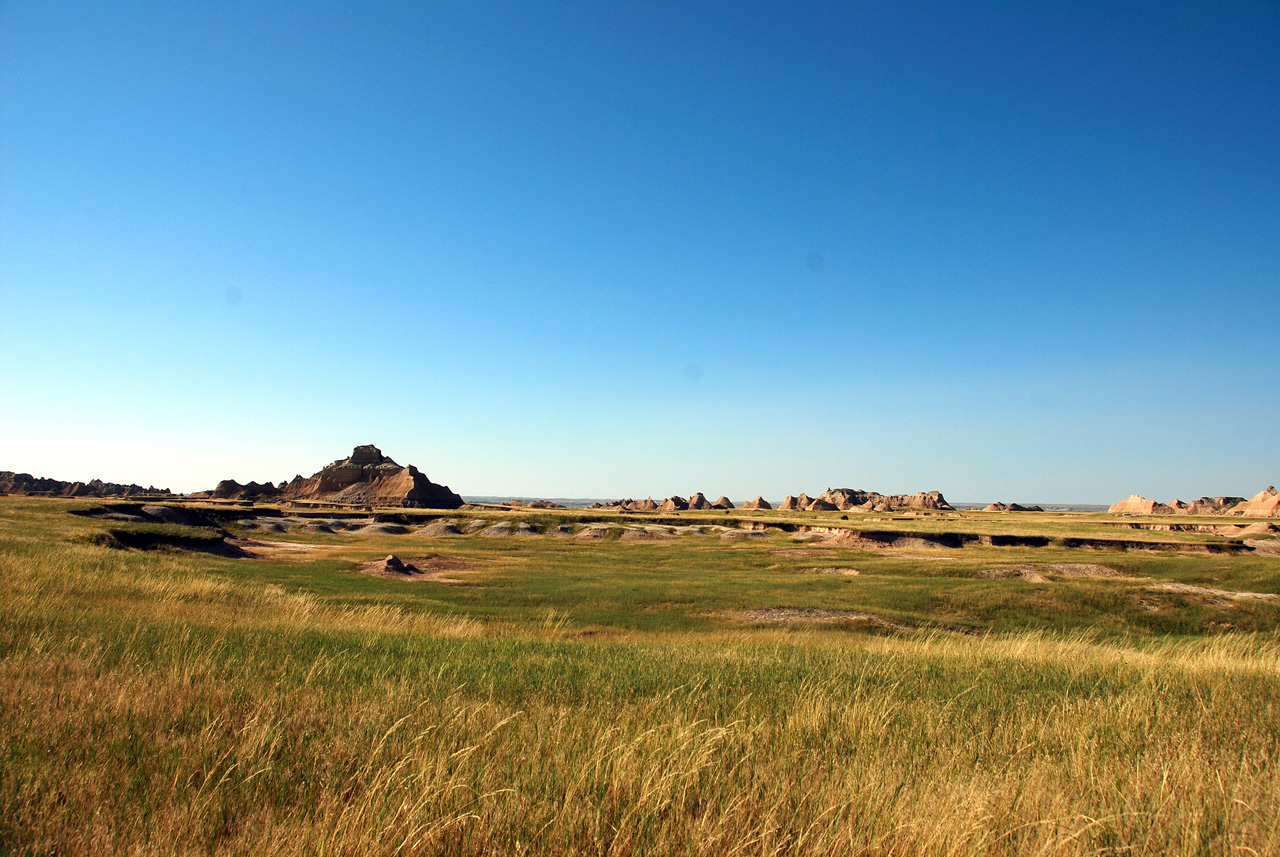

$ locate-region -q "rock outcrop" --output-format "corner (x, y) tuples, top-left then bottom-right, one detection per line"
(632, 497), (659, 511)
(272, 445), (463, 509)
(507, 499), (566, 509)
(807, 499), (839, 512)
(211, 480), (282, 501)
(0, 471), (170, 498)
(1109, 490), (1279, 517)
(812, 488), (954, 512)
(711, 496), (735, 510)
(779, 496), (801, 511)
(742, 497), (772, 510)
(658, 496), (688, 512)
(1230, 487), (1280, 518)
(687, 493), (712, 510)
(1108, 495), (1173, 515)
(1186, 497), (1245, 515)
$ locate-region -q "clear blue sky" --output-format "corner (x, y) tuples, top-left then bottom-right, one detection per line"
(2, 1), (1277, 503)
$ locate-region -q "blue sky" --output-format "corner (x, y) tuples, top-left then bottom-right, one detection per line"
(1, 1), (1277, 502)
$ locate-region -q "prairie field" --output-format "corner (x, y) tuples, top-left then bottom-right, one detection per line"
(2, 497), (1280, 856)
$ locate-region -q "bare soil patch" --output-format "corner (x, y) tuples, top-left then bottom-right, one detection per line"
(976, 565), (1050, 583)
(1041, 563), (1129, 578)
(771, 549), (837, 557)
(229, 538), (334, 559)
(978, 564), (1128, 583)
(619, 527), (673, 541)
(354, 554), (477, 583)
(729, 608), (910, 632)
(1147, 582), (1278, 604)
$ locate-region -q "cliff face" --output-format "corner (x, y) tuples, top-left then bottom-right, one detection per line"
(278, 445), (463, 509)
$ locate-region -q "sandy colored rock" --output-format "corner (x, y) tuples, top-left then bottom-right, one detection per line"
(711, 496), (735, 509)
(1108, 495), (1173, 515)
(658, 496), (688, 512)
(1229, 487), (1280, 518)
(1240, 522), (1278, 536)
(632, 497), (659, 511)
(816, 487), (954, 512)
(983, 503), (1008, 512)
(687, 492), (712, 510)
(807, 499), (838, 512)
(742, 497), (773, 510)
(779, 496), (801, 511)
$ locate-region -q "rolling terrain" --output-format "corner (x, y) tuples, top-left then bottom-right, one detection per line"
(3, 495), (1279, 855)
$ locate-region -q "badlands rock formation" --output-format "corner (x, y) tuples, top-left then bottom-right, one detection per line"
(0, 471), (170, 498)
(687, 492), (713, 510)
(814, 488), (954, 512)
(777, 488), (952, 512)
(271, 445), (463, 508)
(1186, 497), (1245, 515)
(742, 497), (772, 510)
(210, 480), (283, 501)
(1109, 489), (1277, 517)
(1108, 495), (1172, 515)
(1233, 487), (1280, 517)
(712, 496), (735, 510)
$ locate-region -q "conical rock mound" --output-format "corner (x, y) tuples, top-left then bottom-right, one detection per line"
(687, 492), (712, 510)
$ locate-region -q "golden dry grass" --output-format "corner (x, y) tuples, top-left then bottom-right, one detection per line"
(2, 498), (1280, 855)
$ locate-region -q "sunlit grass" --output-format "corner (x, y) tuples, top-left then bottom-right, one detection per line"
(2, 497), (1279, 855)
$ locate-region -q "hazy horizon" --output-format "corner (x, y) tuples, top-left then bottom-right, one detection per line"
(2, 2), (1277, 503)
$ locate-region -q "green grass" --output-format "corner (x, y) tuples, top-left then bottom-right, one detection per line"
(2, 497), (1280, 855)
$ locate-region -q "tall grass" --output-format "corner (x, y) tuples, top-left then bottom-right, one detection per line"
(2, 499), (1279, 855)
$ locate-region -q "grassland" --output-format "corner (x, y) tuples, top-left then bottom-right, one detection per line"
(3, 497), (1280, 855)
